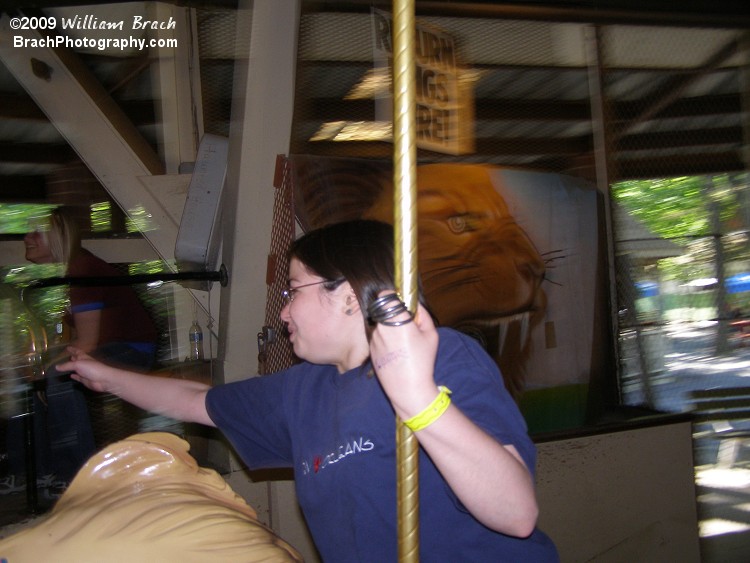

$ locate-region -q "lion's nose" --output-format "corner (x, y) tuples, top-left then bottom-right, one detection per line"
(525, 258), (546, 282)
(515, 242), (546, 282)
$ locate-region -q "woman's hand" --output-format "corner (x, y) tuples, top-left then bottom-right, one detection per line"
(369, 296), (440, 420)
(58, 347), (214, 426)
(369, 293), (539, 536)
(57, 346), (114, 393)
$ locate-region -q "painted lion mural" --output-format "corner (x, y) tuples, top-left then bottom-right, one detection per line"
(0, 433), (301, 562)
(291, 156), (546, 397)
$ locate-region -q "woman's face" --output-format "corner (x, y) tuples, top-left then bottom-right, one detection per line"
(23, 228), (54, 264)
(280, 258), (364, 371)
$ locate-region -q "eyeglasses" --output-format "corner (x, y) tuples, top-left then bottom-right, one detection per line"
(281, 279), (337, 304)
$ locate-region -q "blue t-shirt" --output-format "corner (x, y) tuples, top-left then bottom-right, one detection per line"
(207, 328), (558, 562)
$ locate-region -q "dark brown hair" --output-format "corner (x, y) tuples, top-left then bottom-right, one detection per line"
(288, 220), (427, 333)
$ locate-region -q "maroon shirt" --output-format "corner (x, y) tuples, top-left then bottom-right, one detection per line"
(65, 249), (158, 346)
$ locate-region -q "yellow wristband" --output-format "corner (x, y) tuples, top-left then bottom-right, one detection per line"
(404, 386), (452, 432)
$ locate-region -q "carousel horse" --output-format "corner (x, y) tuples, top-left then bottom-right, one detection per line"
(0, 432), (301, 562)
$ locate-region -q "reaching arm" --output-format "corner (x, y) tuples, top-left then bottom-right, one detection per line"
(369, 302), (538, 538)
(57, 347), (214, 427)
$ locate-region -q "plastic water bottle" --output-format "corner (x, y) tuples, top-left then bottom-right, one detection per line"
(189, 321), (204, 361)
(54, 321), (65, 344)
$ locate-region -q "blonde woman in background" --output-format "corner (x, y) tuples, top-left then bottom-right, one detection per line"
(6, 207), (158, 498)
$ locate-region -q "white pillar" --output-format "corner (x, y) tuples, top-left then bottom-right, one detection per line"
(215, 1), (318, 560)
(219, 1), (298, 379)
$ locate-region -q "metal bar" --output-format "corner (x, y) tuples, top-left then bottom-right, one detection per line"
(21, 264), (229, 290)
(392, 0), (420, 560)
(22, 386), (39, 513)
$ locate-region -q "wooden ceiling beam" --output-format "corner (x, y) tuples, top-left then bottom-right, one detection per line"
(613, 37), (740, 141)
(0, 175), (47, 202)
(0, 141), (76, 164)
(0, 92), (156, 124)
(616, 151), (745, 180)
(297, 136), (590, 158)
(307, 97), (593, 122)
(615, 94), (741, 121)
(0, 12), (177, 265)
(304, 0), (750, 29)
(617, 127), (743, 151)
(307, 92), (741, 124)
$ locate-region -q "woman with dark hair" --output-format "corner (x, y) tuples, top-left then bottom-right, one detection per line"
(59, 219), (558, 562)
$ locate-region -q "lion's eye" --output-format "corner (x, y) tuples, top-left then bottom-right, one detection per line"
(448, 214), (481, 233)
(448, 215), (466, 233)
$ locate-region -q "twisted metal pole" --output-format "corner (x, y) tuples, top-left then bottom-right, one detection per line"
(391, 0), (420, 560)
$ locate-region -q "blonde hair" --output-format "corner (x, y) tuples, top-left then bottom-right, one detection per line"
(46, 207), (82, 266)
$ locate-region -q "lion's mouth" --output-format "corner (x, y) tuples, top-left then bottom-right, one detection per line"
(458, 310), (532, 354)
(496, 311), (531, 356)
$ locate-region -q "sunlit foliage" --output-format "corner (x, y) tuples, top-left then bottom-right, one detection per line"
(126, 205), (155, 234)
(0, 203), (58, 235)
(90, 201), (113, 233)
(612, 175), (741, 240)
(612, 174), (748, 285)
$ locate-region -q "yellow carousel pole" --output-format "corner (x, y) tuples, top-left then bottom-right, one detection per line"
(392, 0), (420, 561)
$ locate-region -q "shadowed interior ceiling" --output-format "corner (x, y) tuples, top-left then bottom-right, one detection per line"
(0, 0), (748, 209)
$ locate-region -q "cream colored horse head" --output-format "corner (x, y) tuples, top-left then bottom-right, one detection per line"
(0, 433), (301, 563)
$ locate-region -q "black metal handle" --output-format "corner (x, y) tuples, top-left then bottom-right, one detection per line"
(23, 264), (229, 290)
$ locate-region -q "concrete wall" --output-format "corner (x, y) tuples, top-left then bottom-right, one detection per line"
(536, 418), (700, 563)
(211, 0), (315, 560)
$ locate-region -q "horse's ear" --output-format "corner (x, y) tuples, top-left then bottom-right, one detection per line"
(289, 155), (391, 230)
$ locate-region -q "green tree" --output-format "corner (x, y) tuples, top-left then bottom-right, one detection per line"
(612, 174), (744, 283)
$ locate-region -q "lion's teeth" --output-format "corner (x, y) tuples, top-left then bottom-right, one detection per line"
(519, 312), (530, 346)
(495, 312), (531, 356)
(497, 322), (508, 356)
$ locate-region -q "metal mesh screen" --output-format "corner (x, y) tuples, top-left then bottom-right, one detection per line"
(614, 180), (750, 406)
(259, 156), (297, 375)
(84, 268), (181, 449)
(601, 25), (745, 181)
(197, 8), (238, 137)
(292, 10), (593, 172)
(0, 275), (181, 483)
(290, 6), (750, 470)
(602, 25), (749, 432)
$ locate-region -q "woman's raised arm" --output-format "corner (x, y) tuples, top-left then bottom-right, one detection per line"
(57, 347), (214, 427)
(369, 302), (539, 537)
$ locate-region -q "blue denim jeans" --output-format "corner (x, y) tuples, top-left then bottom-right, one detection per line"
(6, 367), (94, 482)
(41, 366), (97, 481)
